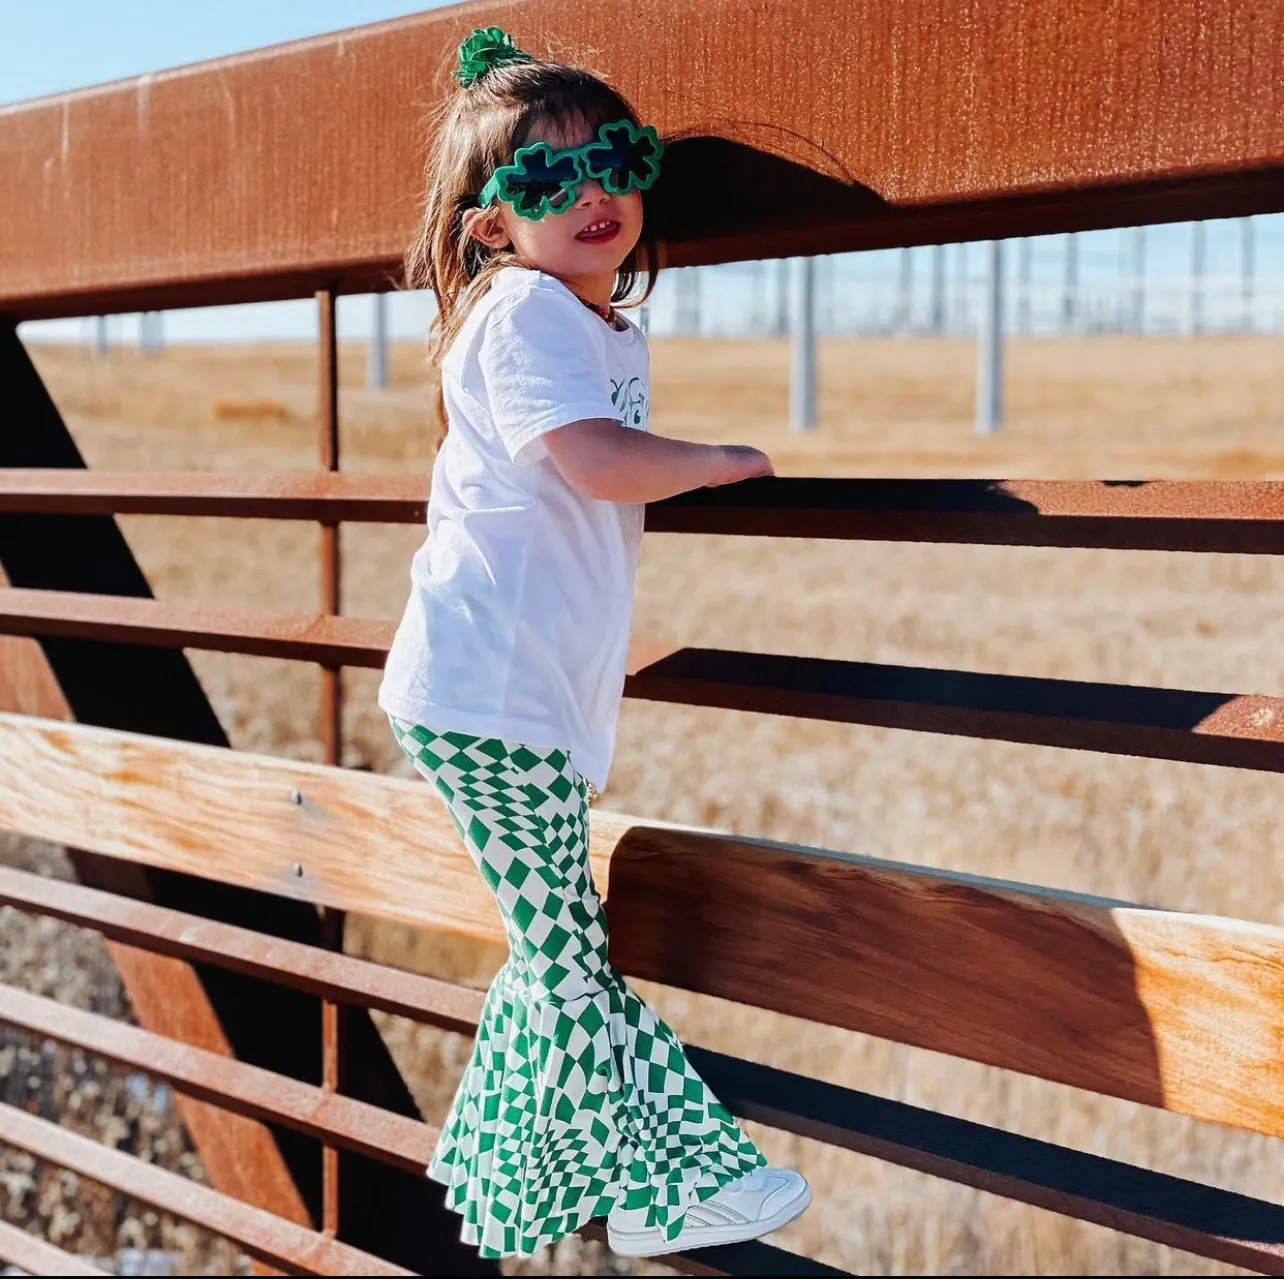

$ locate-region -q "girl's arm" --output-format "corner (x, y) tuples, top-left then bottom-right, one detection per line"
(543, 418), (773, 503)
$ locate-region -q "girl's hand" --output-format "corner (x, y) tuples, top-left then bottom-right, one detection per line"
(707, 445), (775, 487)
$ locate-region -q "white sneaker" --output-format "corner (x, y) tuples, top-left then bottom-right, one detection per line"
(606, 1166), (811, 1257)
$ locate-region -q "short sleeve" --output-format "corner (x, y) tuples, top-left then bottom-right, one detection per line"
(477, 282), (620, 465)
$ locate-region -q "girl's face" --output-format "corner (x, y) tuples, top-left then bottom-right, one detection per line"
(465, 114), (644, 300)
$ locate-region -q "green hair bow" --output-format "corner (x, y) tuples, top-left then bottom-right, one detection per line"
(454, 27), (533, 88)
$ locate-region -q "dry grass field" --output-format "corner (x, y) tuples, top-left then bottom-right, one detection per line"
(8, 332), (1284, 1275)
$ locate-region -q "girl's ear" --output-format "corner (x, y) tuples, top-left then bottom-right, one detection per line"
(462, 206), (511, 251)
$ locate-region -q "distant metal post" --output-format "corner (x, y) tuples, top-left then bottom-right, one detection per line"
(1189, 221), (1206, 334)
(1129, 227), (1146, 332)
(953, 243), (969, 332)
(750, 260), (766, 333)
(819, 255), (835, 332)
(895, 248), (913, 333)
(1017, 239), (1032, 334)
(138, 311), (163, 356)
(930, 244), (946, 334)
(93, 316), (108, 358)
(676, 268), (701, 335)
(367, 293), (389, 389)
(789, 257), (817, 432)
(975, 241), (1004, 436)
(1061, 233), (1079, 332)
(1240, 217), (1255, 332)
(774, 258), (790, 336)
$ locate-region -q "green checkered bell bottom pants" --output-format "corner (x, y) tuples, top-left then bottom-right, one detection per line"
(391, 720), (765, 1259)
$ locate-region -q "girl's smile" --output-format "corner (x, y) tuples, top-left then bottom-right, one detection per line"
(575, 217), (621, 245)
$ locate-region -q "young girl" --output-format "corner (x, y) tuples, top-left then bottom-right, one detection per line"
(378, 27), (810, 1262)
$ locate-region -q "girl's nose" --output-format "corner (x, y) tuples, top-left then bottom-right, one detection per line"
(575, 177), (610, 205)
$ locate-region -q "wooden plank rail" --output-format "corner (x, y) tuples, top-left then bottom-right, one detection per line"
(3, 863), (1282, 1273)
(5, 588), (1284, 773)
(0, 714), (1280, 1142)
(0, 1219), (111, 1278)
(0, 1103), (413, 1277)
(5, 474), (1284, 553)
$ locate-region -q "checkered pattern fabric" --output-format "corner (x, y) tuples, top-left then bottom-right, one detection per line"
(391, 720), (765, 1259)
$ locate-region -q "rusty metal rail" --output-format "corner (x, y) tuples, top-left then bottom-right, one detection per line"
(4, 588), (1284, 773)
(5, 473), (1284, 553)
(0, 982), (437, 1173)
(0, 587), (392, 666)
(0, 1103), (415, 1277)
(0, 470), (429, 522)
(694, 1052), (1284, 1276)
(2, 862), (1281, 1275)
(0, 864), (485, 1034)
(624, 649), (1284, 773)
(0, 1219), (111, 1278)
(2, 0), (1282, 317)
(648, 479), (1284, 553)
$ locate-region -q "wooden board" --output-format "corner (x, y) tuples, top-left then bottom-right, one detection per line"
(2, 0), (1282, 316)
(1, 712), (1279, 1141)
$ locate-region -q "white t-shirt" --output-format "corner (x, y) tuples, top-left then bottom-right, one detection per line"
(378, 267), (651, 792)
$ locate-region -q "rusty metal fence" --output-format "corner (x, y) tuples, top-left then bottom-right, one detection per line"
(1, 1), (1283, 1275)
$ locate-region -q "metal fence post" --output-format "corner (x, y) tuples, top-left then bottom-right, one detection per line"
(789, 257), (817, 431)
(367, 293), (389, 389)
(976, 241), (1004, 436)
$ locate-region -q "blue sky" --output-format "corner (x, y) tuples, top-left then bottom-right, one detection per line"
(7, 3), (1281, 343)
(0, 1), (445, 105)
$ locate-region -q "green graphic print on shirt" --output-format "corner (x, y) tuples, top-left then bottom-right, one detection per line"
(611, 376), (648, 428)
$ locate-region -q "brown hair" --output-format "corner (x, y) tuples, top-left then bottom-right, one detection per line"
(406, 53), (659, 431)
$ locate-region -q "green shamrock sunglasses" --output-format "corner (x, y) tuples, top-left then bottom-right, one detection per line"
(477, 119), (664, 221)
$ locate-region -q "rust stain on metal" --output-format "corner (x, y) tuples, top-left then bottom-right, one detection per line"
(1, 0), (1282, 316)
